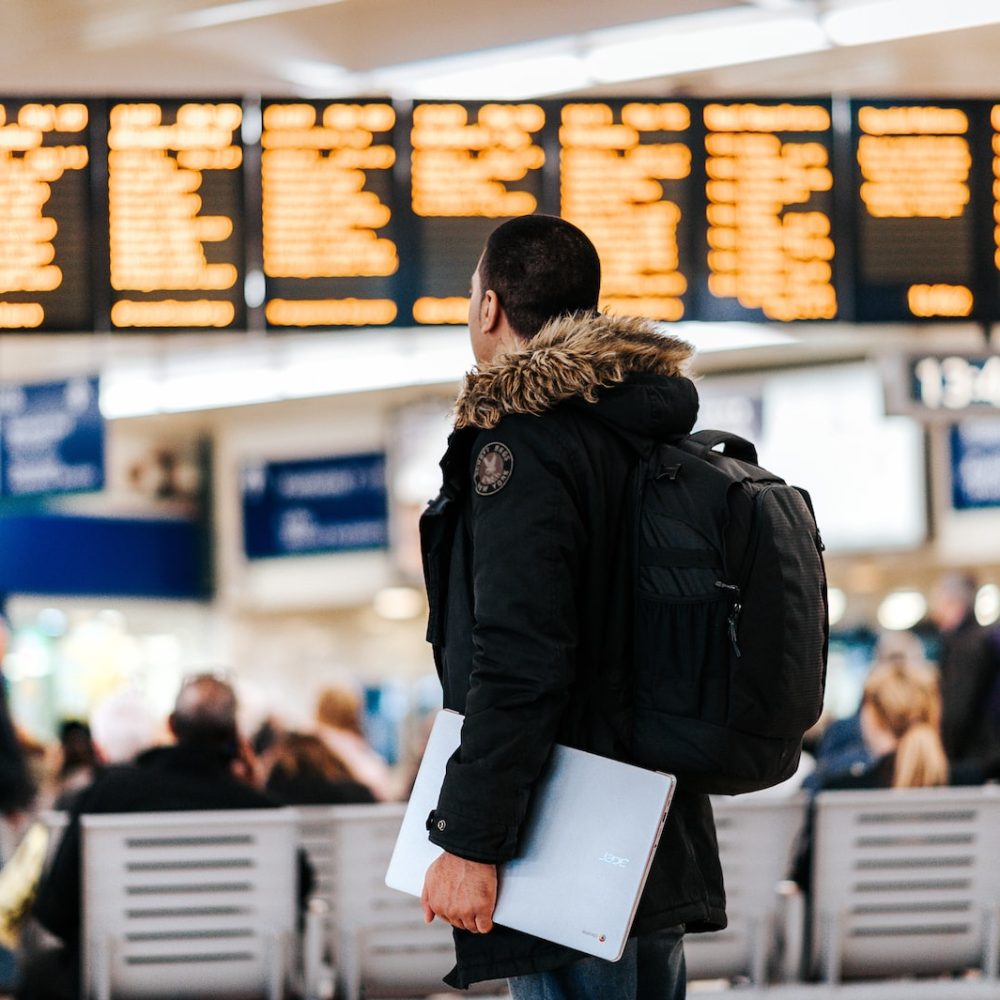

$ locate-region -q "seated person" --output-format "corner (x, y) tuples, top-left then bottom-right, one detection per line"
(314, 679), (394, 800)
(805, 630), (930, 790)
(266, 731), (376, 806)
(52, 688), (161, 812)
(792, 657), (948, 890)
(22, 674), (311, 1000)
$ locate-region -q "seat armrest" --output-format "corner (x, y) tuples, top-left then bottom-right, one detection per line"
(775, 879), (805, 983)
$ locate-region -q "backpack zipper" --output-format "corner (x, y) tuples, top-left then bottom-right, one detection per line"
(714, 581), (742, 657)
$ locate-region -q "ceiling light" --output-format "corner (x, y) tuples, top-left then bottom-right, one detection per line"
(585, 11), (829, 83)
(374, 42), (590, 100)
(827, 587), (847, 627)
(876, 590), (927, 631)
(674, 322), (798, 354)
(168, 0), (347, 32)
(822, 0), (1000, 46)
(373, 586), (425, 621)
(277, 59), (358, 95)
(975, 583), (1000, 626)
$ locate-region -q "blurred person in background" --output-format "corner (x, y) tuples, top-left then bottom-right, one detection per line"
(266, 731), (375, 806)
(49, 722), (98, 807)
(315, 678), (394, 800)
(0, 620), (34, 841)
(22, 673), (311, 1000)
(52, 688), (162, 811)
(792, 657), (949, 890)
(0, 620), (33, 993)
(929, 571), (1000, 779)
(89, 687), (161, 766)
(805, 630), (928, 790)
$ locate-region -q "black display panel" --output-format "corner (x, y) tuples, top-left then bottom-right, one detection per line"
(849, 99), (986, 322)
(408, 101), (551, 325)
(261, 100), (402, 329)
(105, 99), (246, 330)
(696, 99), (839, 322)
(559, 100), (696, 321)
(0, 100), (93, 331)
(4, 93), (1000, 333)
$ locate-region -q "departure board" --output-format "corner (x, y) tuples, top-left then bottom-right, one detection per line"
(261, 101), (401, 328)
(0, 100), (92, 331)
(699, 100), (838, 322)
(850, 100), (980, 322)
(106, 100), (245, 330)
(560, 101), (695, 321)
(4, 93), (1000, 333)
(409, 101), (549, 325)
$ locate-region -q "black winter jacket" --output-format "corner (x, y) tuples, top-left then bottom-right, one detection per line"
(420, 314), (726, 988)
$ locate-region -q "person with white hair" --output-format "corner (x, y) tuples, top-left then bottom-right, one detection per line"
(89, 688), (160, 766)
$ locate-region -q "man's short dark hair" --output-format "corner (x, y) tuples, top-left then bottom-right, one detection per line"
(479, 215), (601, 339)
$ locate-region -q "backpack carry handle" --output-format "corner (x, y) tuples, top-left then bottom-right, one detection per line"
(688, 430), (758, 464)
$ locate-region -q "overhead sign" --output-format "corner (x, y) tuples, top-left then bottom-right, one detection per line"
(950, 419), (1000, 510)
(241, 451), (388, 559)
(12, 95), (1000, 328)
(0, 376), (104, 497)
(0, 100), (93, 331)
(909, 354), (1000, 414)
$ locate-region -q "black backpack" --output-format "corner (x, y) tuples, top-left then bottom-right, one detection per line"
(630, 429), (829, 794)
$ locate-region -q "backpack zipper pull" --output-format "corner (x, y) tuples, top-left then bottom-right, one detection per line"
(715, 582), (742, 657)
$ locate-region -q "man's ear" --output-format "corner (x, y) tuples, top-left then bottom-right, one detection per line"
(167, 712), (178, 739)
(480, 288), (501, 334)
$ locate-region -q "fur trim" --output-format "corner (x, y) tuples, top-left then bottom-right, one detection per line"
(454, 313), (693, 430)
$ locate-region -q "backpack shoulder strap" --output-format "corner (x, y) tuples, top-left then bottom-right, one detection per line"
(686, 429), (758, 464)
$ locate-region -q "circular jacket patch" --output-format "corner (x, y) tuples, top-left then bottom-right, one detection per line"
(474, 442), (514, 496)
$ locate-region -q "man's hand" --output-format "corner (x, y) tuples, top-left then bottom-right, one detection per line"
(421, 851), (497, 934)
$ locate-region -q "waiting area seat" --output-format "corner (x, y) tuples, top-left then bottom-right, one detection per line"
(808, 785), (1000, 993)
(684, 795), (807, 986)
(30, 786), (1000, 998)
(296, 802), (504, 1000)
(81, 808), (300, 1000)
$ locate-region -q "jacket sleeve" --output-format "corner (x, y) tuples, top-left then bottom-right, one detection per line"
(429, 420), (585, 863)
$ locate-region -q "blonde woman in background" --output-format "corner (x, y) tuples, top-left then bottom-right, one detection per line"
(314, 678), (395, 800)
(854, 658), (949, 789)
(792, 657), (949, 890)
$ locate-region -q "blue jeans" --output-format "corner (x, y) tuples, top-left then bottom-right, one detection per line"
(508, 926), (687, 1000)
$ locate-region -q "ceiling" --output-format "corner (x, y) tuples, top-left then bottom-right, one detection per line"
(2, 0), (1000, 99)
(1, 0), (999, 394)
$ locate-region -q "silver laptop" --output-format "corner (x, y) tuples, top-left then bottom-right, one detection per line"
(386, 709), (676, 961)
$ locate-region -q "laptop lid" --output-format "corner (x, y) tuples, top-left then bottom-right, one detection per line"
(386, 709), (676, 961)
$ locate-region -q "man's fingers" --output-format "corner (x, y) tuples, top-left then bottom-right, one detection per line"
(474, 912), (493, 934)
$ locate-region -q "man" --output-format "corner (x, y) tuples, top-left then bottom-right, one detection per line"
(25, 674), (308, 1000)
(929, 572), (1000, 777)
(419, 216), (725, 999)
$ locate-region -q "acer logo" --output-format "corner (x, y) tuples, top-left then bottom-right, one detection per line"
(598, 852), (629, 868)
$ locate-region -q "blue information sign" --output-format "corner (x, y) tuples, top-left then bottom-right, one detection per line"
(241, 452), (388, 559)
(0, 377), (104, 497)
(950, 419), (1000, 509)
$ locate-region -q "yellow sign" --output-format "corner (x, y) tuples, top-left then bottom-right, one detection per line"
(704, 103), (837, 321)
(0, 102), (89, 328)
(561, 103), (691, 321)
(411, 103), (545, 218)
(108, 102), (242, 326)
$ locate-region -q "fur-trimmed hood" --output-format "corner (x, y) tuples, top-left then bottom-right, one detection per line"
(454, 312), (696, 433)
